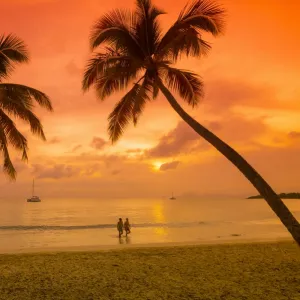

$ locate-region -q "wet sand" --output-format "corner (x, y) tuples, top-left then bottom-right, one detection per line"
(0, 235), (292, 254)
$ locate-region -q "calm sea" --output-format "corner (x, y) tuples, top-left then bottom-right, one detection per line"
(0, 197), (299, 252)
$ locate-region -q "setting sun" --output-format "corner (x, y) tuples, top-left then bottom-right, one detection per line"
(152, 161), (163, 171)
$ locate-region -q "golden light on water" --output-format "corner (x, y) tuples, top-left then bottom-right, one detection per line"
(154, 227), (167, 236)
(152, 203), (168, 236)
(153, 203), (165, 223)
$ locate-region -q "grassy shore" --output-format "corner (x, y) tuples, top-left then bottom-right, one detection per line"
(0, 242), (299, 300)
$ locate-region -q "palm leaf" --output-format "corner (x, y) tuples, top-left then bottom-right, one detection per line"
(90, 9), (144, 58)
(132, 73), (152, 125)
(83, 52), (143, 100)
(157, 0), (225, 61)
(134, 0), (165, 55)
(0, 84), (33, 111)
(82, 52), (136, 91)
(108, 73), (150, 143)
(0, 83), (52, 111)
(95, 75), (127, 101)
(108, 85), (138, 143)
(178, 0), (225, 34)
(157, 27), (211, 61)
(0, 127), (16, 180)
(0, 87), (46, 140)
(94, 63), (141, 100)
(0, 34), (29, 80)
(0, 109), (28, 161)
(161, 66), (204, 107)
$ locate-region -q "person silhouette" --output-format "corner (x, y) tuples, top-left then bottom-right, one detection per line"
(117, 218), (123, 238)
(124, 218), (131, 236)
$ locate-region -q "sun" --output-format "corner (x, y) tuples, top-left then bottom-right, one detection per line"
(152, 161), (163, 171)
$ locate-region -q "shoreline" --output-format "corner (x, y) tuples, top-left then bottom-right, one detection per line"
(0, 236), (293, 255)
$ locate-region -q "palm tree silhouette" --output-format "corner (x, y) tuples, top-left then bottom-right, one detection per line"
(0, 34), (52, 179)
(82, 0), (300, 244)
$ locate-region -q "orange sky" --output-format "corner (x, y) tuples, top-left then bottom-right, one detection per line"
(1, 0), (300, 199)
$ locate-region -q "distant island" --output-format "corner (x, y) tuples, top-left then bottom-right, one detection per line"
(247, 193), (300, 199)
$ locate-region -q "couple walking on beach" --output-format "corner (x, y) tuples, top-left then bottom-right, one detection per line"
(117, 218), (131, 238)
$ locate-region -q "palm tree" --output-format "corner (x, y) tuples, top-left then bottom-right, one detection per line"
(0, 34), (52, 180)
(82, 0), (300, 244)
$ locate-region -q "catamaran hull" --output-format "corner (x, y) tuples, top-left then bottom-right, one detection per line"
(27, 198), (41, 202)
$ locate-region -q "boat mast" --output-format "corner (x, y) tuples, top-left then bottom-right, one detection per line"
(32, 179), (34, 196)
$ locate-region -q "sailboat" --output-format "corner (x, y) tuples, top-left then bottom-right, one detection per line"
(27, 179), (41, 202)
(169, 192), (176, 200)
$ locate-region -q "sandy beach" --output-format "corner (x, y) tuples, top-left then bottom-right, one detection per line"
(0, 240), (299, 300)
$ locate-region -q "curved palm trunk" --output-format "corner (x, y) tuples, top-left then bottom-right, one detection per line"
(158, 80), (300, 245)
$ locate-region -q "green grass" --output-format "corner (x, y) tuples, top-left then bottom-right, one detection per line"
(0, 242), (299, 300)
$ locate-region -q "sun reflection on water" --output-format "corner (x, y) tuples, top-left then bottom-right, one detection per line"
(152, 203), (168, 236)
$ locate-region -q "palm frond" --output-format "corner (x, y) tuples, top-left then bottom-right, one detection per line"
(108, 83), (140, 143)
(95, 74), (128, 101)
(83, 51), (143, 100)
(82, 51), (136, 92)
(178, 0), (225, 34)
(95, 63), (142, 100)
(0, 109), (28, 160)
(0, 83), (52, 111)
(0, 84), (33, 110)
(90, 9), (144, 58)
(160, 66), (204, 107)
(157, 0), (225, 61)
(0, 87), (46, 140)
(0, 34), (29, 80)
(157, 27), (211, 61)
(0, 127), (16, 180)
(134, 0), (165, 55)
(132, 73), (152, 125)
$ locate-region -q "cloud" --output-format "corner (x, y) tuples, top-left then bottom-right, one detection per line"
(71, 144), (82, 152)
(208, 121), (222, 131)
(289, 131), (300, 139)
(90, 137), (107, 150)
(12, 159), (29, 173)
(65, 60), (82, 76)
(147, 121), (199, 158)
(47, 137), (61, 144)
(111, 170), (121, 176)
(208, 116), (267, 143)
(102, 155), (124, 169)
(32, 164), (79, 179)
(147, 113), (267, 159)
(83, 164), (101, 176)
(159, 161), (180, 171)
(126, 148), (143, 154)
(203, 79), (294, 112)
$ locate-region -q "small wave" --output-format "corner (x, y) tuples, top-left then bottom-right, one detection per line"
(0, 221), (206, 232)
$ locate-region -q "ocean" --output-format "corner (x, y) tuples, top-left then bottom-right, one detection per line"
(0, 197), (299, 252)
